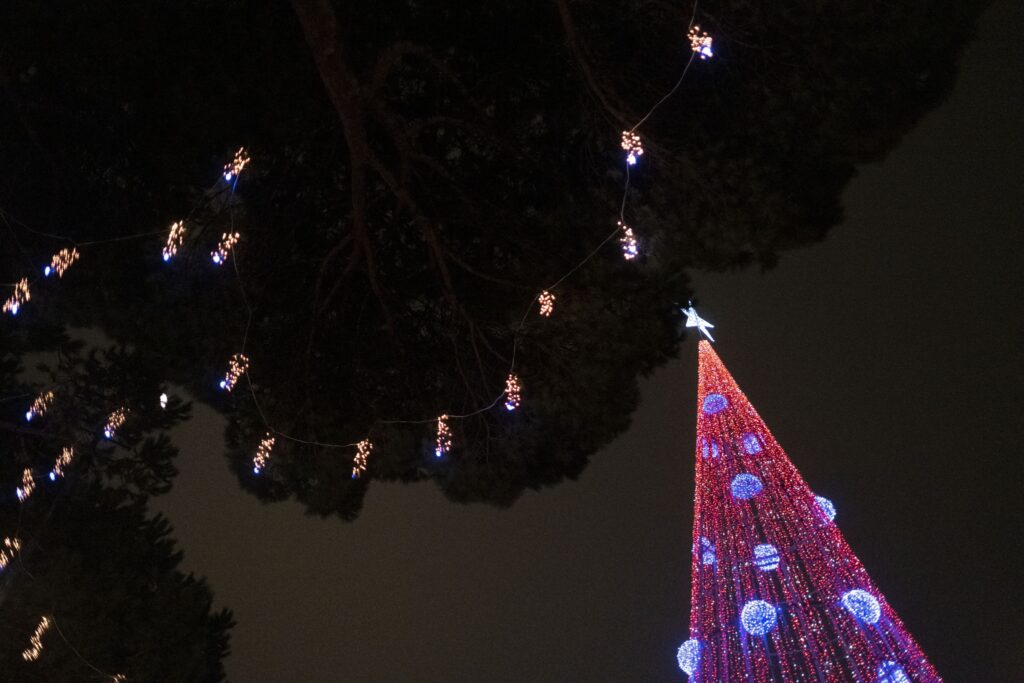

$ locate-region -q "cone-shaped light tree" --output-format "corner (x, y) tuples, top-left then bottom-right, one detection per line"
(677, 338), (940, 682)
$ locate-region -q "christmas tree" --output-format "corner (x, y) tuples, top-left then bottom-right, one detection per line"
(677, 338), (940, 682)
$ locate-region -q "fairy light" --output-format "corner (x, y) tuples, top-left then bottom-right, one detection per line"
(435, 414), (452, 458)
(25, 390), (54, 421)
(16, 468), (35, 502)
(223, 147), (251, 182)
(3, 278), (30, 315)
(49, 447), (75, 481)
(504, 373), (521, 411)
(351, 438), (373, 479)
(253, 433), (275, 474)
(620, 130), (644, 166)
(103, 407), (128, 439)
(538, 290), (555, 317)
(162, 220), (186, 262)
(159, 392), (168, 409)
(0, 536), (22, 570)
(211, 231), (240, 265)
(21, 616), (51, 662)
(688, 25), (714, 59)
(617, 220), (638, 260)
(44, 247), (80, 277)
(219, 353), (249, 391)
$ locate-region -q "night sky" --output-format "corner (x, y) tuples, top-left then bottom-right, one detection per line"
(153, 2), (1022, 680)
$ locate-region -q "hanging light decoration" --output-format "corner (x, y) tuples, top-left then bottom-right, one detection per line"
(617, 221), (639, 260)
(538, 290), (556, 317)
(162, 221), (186, 262)
(49, 447), (75, 481)
(253, 433), (275, 475)
(620, 130), (644, 166)
(219, 353), (249, 391)
(21, 616), (51, 662)
(43, 247), (80, 278)
(504, 373), (521, 411)
(25, 390), (54, 422)
(103, 407), (128, 439)
(351, 438), (373, 479)
(688, 25), (714, 59)
(3, 278), (30, 315)
(211, 231), (240, 265)
(16, 469), (35, 502)
(435, 415), (452, 458)
(159, 392), (168, 409)
(0, 536), (22, 571)
(223, 146), (251, 183)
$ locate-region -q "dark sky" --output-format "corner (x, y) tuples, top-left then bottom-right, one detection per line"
(154, 2), (1023, 680)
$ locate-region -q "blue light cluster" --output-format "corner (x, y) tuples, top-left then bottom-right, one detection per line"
(742, 432), (762, 455)
(699, 537), (715, 566)
(730, 473), (763, 500)
(753, 543), (780, 571)
(841, 589), (881, 624)
(740, 600), (777, 636)
(676, 638), (702, 675)
(876, 661), (910, 683)
(816, 495), (836, 522)
(702, 393), (728, 415)
(700, 439), (720, 459)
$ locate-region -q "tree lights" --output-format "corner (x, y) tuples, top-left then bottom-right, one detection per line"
(617, 220), (638, 260)
(223, 146), (251, 183)
(162, 220), (186, 261)
(3, 278), (30, 315)
(49, 447), (75, 481)
(682, 341), (941, 680)
(22, 616), (52, 662)
(351, 438), (372, 479)
(253, 433), (275, 474)
(435, 415), (452, 457)
(688, 25), (714, 60)
(26, 390), (54, 422)
(211, 231), (240, 265)
(0, 536), (22, 570)
(44, 247), (80, 277)
(504, 373), (521, 411)
(220, 353), (249, 391)
(620, 130), (643, 166)
(16, 468), (36, 502)
(103, 407), (128, 439)
(676, 639), (702, 675)
(537, 290), (555, 317)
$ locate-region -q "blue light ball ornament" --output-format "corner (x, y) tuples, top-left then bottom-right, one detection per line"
(876, 661), (910, 683)
(742, 432), (763, 454)
(841, 589), (881, 624)
(740, 600), (777, 636)
(753, 543), (780, 571)
(676, 638), (702, 675)
(702, 393), (728, 415)
(816, 495), (836, 522)
(731, 474), (763, 500)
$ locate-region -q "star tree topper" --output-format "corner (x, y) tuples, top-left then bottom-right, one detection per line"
(682, 304), (715, 342)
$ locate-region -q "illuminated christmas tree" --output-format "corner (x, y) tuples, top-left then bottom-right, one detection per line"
(677, 335), (941, 682)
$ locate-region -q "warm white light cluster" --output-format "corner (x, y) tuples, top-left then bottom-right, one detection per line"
(162, 220), (186, 262)
(21, 616), (51, 662)
(26, 390), (54, 422)
(44, 247), (80, 278)
(253, 433), (275, 474)
(103, 407), (128, 439)
(435, 415), (452, 458)
(617, 220), (639, 260)
(220, 353), (249, 391)
(0, 536), (22, 570)
(351, 438), (373, 479)
(49, 447), (75, 481)
(223, 147), (251, 182)
(621, 130), (644, 166)
(688, 25), (714, 59)
(211, 231), (240, 265)
(504, 373), (521, 411)
(538, 290), (555, 317)
(16, 468), (35, 503)
(160, 392), (168, 409)
(3, 278), (30, 315)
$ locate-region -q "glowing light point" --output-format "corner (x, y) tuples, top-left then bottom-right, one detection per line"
(753, 543), (780, 571)
(676, 638), (702, 675)
(49, 447), (75, 480)
(103, 407), (128, 440)
(22, 616), (51, 662)
(16, 469), (35, 503)
(3, 278), (30, 316)
(688, 25), (714, 59)
(435, 414), (452, 457)
(211, 231), (240, 265)
(702, 393), (728, 415)
(877, 661), (911, 683)
(617, 220), (639, 260)
(620, 130), (643, 166)
(682, 304), (715, 342)
(538, 290), (555, 317)
(504, 373), (522, 411)
(26, 391), (54, 422)
(740, 600), (777, 636)
(162, 220), (186, 262)
(841, 589), (881, 624)
(1, 536), (22, 570)
(730, 473), (763, 500)
(742, 432), (763, 454)
(253, 433), (275, 475)
(159, 392), (168, 409)
(816, 495), (837, 522)
(223, 146), (251, 182)
(694, 536), (715, 566)
(43, 266), (51, 277)
(46, 248), (80, 278)
(220, 353), (249, 392)
(351, 438), (373, 479)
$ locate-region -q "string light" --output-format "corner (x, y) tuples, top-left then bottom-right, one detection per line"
(351, 438), (372, 479)
(617, 220), (638, 260)
(538, 290), (555, 317)
(223, 147), (251, 182)
(253, 433), (275, 474)
(435, 414), (452, 458)
(211, 231), (240, 265)
(21, 616), (51, 662)
(0, 536), (22, 571)
(44, 247), (80, 278)
(219, 353), (249, 391)
(160, 392), (168, 409)
(3, 278), (30, 315)
(504, 373), (521, 411)
(620, 130), (644, 166)
(16, 468), (35, 502)
(688, 25), (714, 59)
(49, 447), (75, 481)
(103, 407), (128, 439)
(25, 390), (54, 421)
(162, 220), (186, 262)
